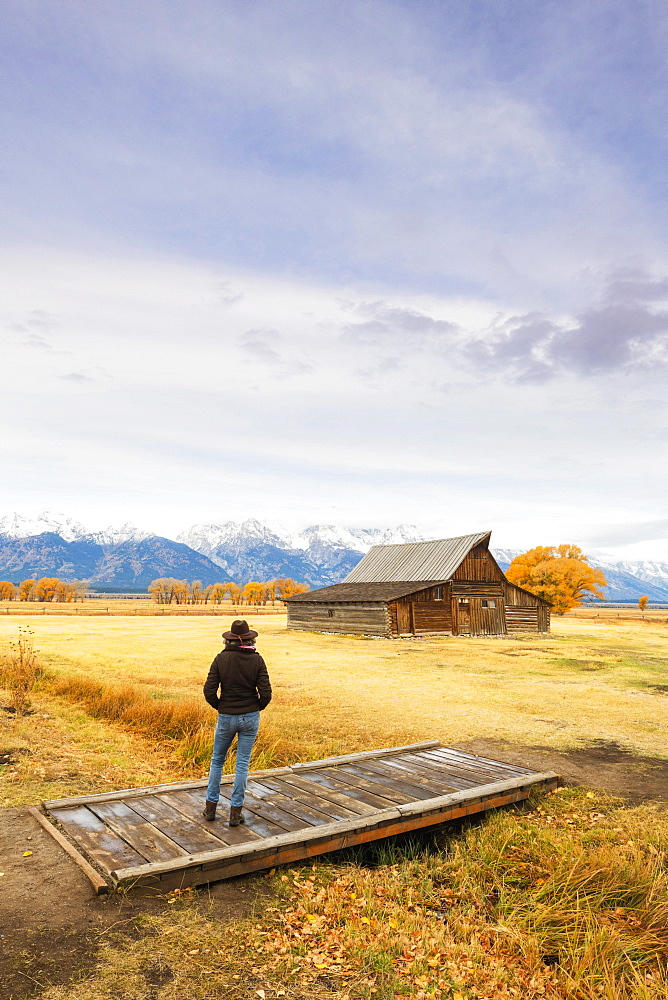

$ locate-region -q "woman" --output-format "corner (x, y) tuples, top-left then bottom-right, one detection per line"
(202, 619), (272, 825)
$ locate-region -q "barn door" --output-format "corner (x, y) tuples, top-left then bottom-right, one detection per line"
(396, 603), (414, 635)
(456, 598), (471, 635)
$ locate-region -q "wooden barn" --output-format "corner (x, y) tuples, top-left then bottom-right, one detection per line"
(285, 532), (550, 638)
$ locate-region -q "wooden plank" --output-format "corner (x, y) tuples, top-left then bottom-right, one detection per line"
(49, 805), (146, 872)
(315, 767), (415, 804)
(27, 807), (109, 895)
(246, 780), (337, 827)
(43, 766), (294, 810)
(360, 758), (460, 795)
(125, 796), (230, 855)
(292, 740), (440, 771)
(115, 774), (559, 889)
(390, 753), (482, 787)
(88, 801), (189, 862)
(396, 772), (559, 817)
(410, 751), (512, 786)
(281, 772), (382, 816)
(372, 755), (471, 791)
(341, 763), (442, 801)
(215, 786), (297, 838)
(296, 767), (409, 810)
(162, 790), (261, 845)
(111, 806), (403, 882)
(414, 757), (521, 788)
(217, 785), (310, 833)
(257, 774), (371, 820)
(418, 748), (533, 777)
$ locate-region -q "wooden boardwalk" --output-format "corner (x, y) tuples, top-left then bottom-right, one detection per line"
(41, 741), (558, 892)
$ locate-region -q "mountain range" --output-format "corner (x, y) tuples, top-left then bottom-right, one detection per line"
(0, 511), (667, 601)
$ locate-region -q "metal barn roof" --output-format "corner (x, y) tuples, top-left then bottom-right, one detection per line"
(284, 581), (447, 603)
(343, 531), (492, 584)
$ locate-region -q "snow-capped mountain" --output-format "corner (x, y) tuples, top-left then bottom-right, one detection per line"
(0, 511), (90, 543)
(612, 560), (668, 589)
(0, 511), (150, 546)
(177, 518), (297, 559)
(2, 511), (668, 597)
(173, 520), (425, 586)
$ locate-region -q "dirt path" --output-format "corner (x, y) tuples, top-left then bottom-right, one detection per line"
(0, 807), (266, 1000)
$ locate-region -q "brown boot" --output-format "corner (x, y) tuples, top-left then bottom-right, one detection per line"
(229, 805), (245, 826)
(203, 800), (217, 821)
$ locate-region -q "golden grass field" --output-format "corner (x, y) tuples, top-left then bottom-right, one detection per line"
(0, 610), (667, 811)
(2, 611), (668, 1000)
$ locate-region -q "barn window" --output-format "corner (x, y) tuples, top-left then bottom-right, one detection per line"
(327, 609), (334, 618)
(434, 586), (442, 600)
(458, 598), (469, 605)
(482, 600), (496, 609)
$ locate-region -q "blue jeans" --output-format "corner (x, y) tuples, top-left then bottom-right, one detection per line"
(206, 712), (260, 808)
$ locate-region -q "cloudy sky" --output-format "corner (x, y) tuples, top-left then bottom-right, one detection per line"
(2, 0), (668, 559)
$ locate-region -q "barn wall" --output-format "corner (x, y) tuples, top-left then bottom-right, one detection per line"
(450, 583), (506, 636)
(287, 602), (390, 636)
(452, 543), (505, 583)
(390, 583), (453, 636)
(503, 583), (550, 633)
(413, 602), (453, 633)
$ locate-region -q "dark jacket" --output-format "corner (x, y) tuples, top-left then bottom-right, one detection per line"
(203, 647), (272, 715)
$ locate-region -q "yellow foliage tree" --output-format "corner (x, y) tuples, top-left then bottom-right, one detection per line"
(638, 596), (649, 611)
(148, 578), (183, 604)
(0, 581), (17, 600)
(19, 579), (37, 601)
(208, 583), (228, 604)
(242, 581), (265, 606)
(506, 544), (607, 615)
(33, 578), (61, 603)
(276, 577), (310, 599)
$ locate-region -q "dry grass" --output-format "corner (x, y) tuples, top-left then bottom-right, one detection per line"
(0, 599), (286, 616)
(0, 625), (42, 713)
(39, 788), (668, 1000)
(0, 612), (666, 769)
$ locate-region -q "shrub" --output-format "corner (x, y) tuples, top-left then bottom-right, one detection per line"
(0, 627), (42, 714)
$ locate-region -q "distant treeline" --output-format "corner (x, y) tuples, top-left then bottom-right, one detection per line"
(0, 578), (88, 602)
(148, 577), (310, 605)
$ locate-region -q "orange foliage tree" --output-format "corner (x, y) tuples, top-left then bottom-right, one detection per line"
(506, 545), (606, 615)
(19, 579), (37, 601)
(276, 578), (310, 600)
(638, 596), (649, 611)
(149, 577), (309, 605)
(0, 581), (17, 600)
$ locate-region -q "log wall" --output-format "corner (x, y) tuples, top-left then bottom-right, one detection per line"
(503, 583), (550, 633)
(287, 602), (390, 636)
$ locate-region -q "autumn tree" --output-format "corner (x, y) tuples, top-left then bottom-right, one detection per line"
(33, 578), (60, 603)
(148, 578), (184, 604)
(243, 581), (265, 606)
(226, 582), (242, 605)
(276, 577), (310, 600)
(208, 583), (227, 604)
(0, 581), (17, 600)
(190, 580), (204, 605)
(506, 545), (606, 615)
(19, 579), (37, 601)
(638, 596), (649, 611)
